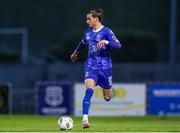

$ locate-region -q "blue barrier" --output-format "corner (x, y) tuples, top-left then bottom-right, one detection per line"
(36, 82), (74, 115)
(148, 84), (180, 115)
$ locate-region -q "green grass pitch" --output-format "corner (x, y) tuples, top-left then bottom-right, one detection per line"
(0, 115), (180, 132)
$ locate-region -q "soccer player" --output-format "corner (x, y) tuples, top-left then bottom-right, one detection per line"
(70, 8), (121, 128)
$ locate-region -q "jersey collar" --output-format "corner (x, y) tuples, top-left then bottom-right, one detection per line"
(92, 25), (104, 32)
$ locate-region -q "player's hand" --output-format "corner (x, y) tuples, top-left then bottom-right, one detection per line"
(97, 40), (108, 48)
(70, 51), (78, 63)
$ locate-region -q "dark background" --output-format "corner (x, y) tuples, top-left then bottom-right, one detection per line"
(0, 0), (179, 63)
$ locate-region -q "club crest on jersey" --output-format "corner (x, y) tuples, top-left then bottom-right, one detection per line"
(96, 34), (101, 41)
(45, 86), (63, 107)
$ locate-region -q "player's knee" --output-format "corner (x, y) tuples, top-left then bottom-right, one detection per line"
(85, 79), (95, 88)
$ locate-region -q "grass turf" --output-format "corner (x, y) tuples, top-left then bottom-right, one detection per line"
(0, 115), (180, 132)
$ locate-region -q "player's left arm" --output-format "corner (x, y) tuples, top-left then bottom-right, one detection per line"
(97, 29), (121, 49)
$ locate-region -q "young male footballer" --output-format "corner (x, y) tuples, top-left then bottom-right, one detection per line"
(70, 8), (121, 128)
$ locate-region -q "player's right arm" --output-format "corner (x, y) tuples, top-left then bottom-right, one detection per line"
(70, 35), (86, 63)
(70, 49), (79, 63)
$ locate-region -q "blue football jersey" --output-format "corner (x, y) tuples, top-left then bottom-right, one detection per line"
(76, 26), (121, 69)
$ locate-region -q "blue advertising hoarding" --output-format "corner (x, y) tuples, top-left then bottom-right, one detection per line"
(148, 84), (180, 115)
(36, 82), (74, 115)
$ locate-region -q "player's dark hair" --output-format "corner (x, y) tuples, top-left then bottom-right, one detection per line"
(88, 8), (104, 22)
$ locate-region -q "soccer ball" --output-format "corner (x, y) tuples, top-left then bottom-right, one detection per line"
(57, 116), (73, 130)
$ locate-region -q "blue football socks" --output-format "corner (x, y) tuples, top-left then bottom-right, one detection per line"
(82, 88), (94, 115)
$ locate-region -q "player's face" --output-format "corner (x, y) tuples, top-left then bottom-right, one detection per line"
(86, 14), (97, 28)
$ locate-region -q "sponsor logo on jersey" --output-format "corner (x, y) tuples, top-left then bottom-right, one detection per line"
(89, 44), (100, 55)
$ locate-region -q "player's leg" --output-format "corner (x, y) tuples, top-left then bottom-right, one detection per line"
(97, 69), (112, 101)
(83, 78), (95, 116)
(82, 78), (95, 128)
(82, 68), (97, 128)
(103, 88), (112, 101)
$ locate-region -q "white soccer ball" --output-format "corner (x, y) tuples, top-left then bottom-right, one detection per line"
(57, 116), (73, 130)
